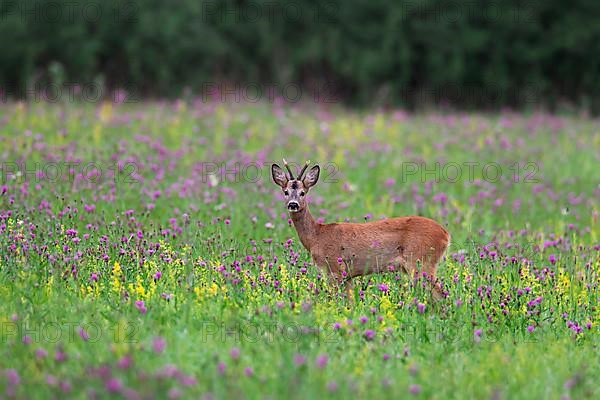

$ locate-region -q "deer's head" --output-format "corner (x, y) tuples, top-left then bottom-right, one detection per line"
(271, 160), (320, 213)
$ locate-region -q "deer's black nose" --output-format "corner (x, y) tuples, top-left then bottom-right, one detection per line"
(287, 201), (299, 211)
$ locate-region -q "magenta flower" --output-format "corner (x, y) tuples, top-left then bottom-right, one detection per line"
(294, 354), (306, 367)
(5, 369), (20, 386)
(135, 300), (147, 314)
(316, 354), (328, 369)
(364, 330), (376, 340)
(244, 367), (254, 377)
(417, 303), (426, 314)
(105, 378), (123, 393)
(327, 381), (338, 392)
(36, 348), (48, 359)
(527, 325), (535, 333)
(153, 336), (166, 354)
(230, 347), (241, 360)
(409, 384), (422, 394)
(118, 355), (133, 369)
(78, 327), (89, 341)
(217, 362), (226, 375)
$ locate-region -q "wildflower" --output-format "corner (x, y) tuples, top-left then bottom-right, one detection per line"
(135, 300), (147, 314)
(230, 347), (240, 361)
(316, 354), (328, 369)
(417, 303), (426, 314)
(46, 374), (58, 386)
(327, 381), (338, 392)
(153, 336), (166, 354)
(333, 322), (341, 331)
(5, 369), (20, 386)
(105, 378), (123, 393)
(409, 384), (421, 394)
(294, 354), (306, 367)
(180, 375), (198, 386)
(168, 388), (182, 400)
(55, 350), (67, 362)
(36, 348), (48, 359)
(364, 330), (376, 340)
(118, 355), (133, 369)
(217, 362), (226, 375)
(60, 380), (72, 393)
(359, 316), (368, 324)
(383, 353), (390, 361)
(78, 327), (89, 341)
(22, 335), (32, 345)
(379, 283), (389, 293)
(527, 325), (535, 333)
(244, 367), (254, 377)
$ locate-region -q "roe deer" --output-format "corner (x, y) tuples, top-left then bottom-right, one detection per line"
(271, 160), (450, 299)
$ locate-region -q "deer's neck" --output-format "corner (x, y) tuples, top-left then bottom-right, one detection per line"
(290, 206), (319, 251)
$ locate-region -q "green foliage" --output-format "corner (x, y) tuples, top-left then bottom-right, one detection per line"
(3, 0), (600, 110)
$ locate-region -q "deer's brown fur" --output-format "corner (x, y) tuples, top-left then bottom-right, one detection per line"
(272, 161), (450, 298)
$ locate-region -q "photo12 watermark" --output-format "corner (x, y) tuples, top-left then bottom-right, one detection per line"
(0, 83), (140, 104)
(0, 161), (140, 185)
(398, 161), (541, 184)
(0, 320), (138, 344)
(200, 81), (342, 104)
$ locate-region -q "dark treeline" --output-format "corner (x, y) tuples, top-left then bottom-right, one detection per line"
(2, 0), (600, 111)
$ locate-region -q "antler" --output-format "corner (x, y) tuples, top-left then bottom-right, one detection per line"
(282, 158), (294, 180)
(298, 160), (310, 180)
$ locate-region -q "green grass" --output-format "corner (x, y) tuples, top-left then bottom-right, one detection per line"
(0, 101), (598, 399)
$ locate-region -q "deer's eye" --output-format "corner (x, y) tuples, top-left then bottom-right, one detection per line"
(284, 190), (289, 196)
(300, 191), (305, 197)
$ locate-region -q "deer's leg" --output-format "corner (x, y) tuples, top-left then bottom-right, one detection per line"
(402, 246), (445, 300)
(421, 252), (447, 300)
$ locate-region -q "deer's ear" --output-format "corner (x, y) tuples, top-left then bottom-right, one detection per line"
(271, 164), (288, 188)
(303, 165), (320, 188)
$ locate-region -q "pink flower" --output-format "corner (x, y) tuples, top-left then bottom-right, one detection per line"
(294, 354), (306, 367)
(78, 327), (89, 341)
(135, 300), (147, 314)
(230, 347), (240, 360)
(409, 384), (421, 394)
(118, 355), (132, 369)
(105, 378), (123, 393)
(36, 348), (48, 359)
(153, 336), (166, 354)
(316, 354), (328, 369)
(217, 362), (226, 375)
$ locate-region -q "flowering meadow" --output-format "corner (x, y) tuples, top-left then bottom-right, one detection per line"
(0, 101), (599, 399)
